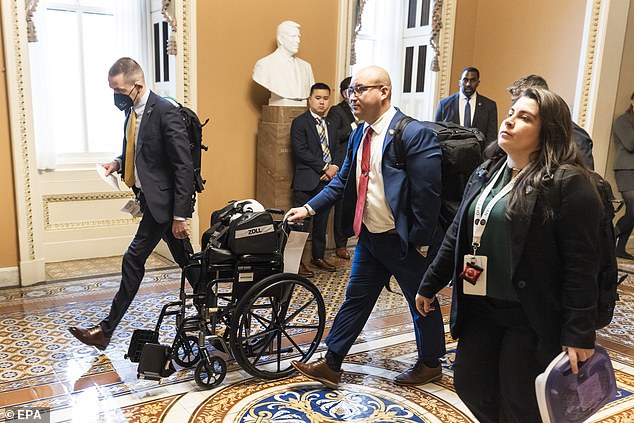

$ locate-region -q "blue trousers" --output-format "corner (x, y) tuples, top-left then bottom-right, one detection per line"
(325, 227), (446, 361)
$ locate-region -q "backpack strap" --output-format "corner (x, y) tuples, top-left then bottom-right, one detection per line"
(392, 116), (416, 170)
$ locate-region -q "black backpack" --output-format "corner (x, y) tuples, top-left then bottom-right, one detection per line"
(166, 99), (209, 210)
(586, 173), (626, 329)
(392, 117), (485, 230)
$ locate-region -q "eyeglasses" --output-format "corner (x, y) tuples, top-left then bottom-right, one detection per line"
(345, 85), (383, 97)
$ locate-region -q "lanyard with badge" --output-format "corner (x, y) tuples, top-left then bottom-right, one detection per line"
(461, 164), (521, 295)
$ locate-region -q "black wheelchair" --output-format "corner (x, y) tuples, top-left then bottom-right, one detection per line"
(124, 200), (326, 389)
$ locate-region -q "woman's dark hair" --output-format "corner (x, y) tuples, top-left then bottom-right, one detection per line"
(627, 91), (634, 115)
(503, 88), (589, 219)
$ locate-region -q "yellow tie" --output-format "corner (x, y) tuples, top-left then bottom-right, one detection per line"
(124, 108), (136, 188)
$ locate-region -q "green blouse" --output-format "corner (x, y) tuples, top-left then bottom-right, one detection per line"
(467, 166), (519, 302)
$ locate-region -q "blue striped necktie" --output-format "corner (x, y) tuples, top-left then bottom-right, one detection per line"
(316, 117), (332, 163)
(464, 96), (472, 128)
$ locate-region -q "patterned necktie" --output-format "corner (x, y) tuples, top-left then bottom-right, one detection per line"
(353, 127), (374, 237)
(316, 117), (332, 163)
(124, 108), (137, 188)
(464, 96), (472, 128)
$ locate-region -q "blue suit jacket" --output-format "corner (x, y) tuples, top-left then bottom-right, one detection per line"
(119, 91), (194, 223)
(290, 110), (341, 191)
(307, 109), (442, 256)
(434, 92), (498, 143)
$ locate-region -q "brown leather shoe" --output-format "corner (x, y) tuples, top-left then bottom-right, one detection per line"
(394, 360), (442, 385)
(335, 247), (350, 260)
(292, 357), (342, 389)
(68, 325), (111, 351)
(311, 258), (337, 272)
(298, 263), (314, 277)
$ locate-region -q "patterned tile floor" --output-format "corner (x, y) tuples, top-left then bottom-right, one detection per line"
(0, 251), (633, 422)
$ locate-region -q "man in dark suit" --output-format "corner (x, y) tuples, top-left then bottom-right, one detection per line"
(507, 74), (595, 169)
(327, 76), (356, 260)
(287, 66), (446, 388)
(291, 82), (342, 275)
(68, 57), (197, 350)
(435, 66), (498, 144)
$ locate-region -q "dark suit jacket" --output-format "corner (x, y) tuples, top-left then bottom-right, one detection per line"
(290, 110), (342, 192)
(119, 91), (194, 224)
(328, 100), (356, 165)
(434, 92), (498, 143)
(419, 157), (602, 357)
(307, 109), (443, 256)
(573, 122), (595, 170)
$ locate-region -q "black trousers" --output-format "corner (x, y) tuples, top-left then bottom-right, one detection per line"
(100, 204), (197, 337)
(453, 296), (556, 423)
(293, 181), (331, 259)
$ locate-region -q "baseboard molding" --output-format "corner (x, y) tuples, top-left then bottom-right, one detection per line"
(0, 267), (20, 288)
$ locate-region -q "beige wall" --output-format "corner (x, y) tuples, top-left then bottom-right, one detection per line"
(195, 1), (339, 220)
(0, 6), (20, 268)
(451, 0), (586, 123)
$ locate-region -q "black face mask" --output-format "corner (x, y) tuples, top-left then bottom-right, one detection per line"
(113, 86), (137, 111)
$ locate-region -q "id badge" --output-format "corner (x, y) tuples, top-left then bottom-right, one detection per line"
(462, 254), (487, 296)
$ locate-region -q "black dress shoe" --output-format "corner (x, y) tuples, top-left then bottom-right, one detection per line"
(335, 247), (350, 260)
(69, 325), (111, 351)
(298, 263), (314, 277)
(616, 250), (634, 260)
(311, 258), (337, 272)
(292, 357), (342, 389)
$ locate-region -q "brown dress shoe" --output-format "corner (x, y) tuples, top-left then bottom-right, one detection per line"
(68, 325), (111, 351)
(335, 247), (350, 260)
(298, 263), (314, 277)
(394, 360), (442, 385)
(292, 357), (342, 389)
(311, 258), (337, 272)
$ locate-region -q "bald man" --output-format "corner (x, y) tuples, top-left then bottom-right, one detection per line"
(286, 66), (446, 389)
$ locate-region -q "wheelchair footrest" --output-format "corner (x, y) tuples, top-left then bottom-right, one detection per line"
(137, 343), (175, 381)
(125, 329), (159, 363)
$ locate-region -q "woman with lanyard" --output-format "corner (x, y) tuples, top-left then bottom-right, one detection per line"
(416, 87), (602, 423)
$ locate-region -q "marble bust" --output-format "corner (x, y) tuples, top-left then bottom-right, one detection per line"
(253, 20), (315, 106)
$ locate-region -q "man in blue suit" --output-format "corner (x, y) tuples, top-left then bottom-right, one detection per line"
(287, 66), (446, 388)
(435, 66), (498, 144)
(291, 82), (342, 275)
(68, 57), (197, 350)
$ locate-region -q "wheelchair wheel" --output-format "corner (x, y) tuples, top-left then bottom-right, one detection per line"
(194, 356), (226, 389)
(230, 273), (325, 379)
(173, 335), (200, 368)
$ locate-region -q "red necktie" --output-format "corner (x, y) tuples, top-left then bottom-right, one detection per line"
(353, 127), (373, 237)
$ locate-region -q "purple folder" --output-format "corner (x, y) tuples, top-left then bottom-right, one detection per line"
(535, 344), (617, 423)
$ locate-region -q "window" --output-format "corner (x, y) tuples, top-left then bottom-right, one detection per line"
(29, 0), (154, 168)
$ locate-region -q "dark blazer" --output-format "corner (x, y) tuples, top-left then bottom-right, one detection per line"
(612, 111), (634, 170)
(418, 157), (602, 355)
(119, 91), (194, 224)
(290, 110), (341, 191)
(328, 100), (356, 165)
(573, 122), (595, 170)
(434, 92), (498, 143)
(307, 108), (443, 256)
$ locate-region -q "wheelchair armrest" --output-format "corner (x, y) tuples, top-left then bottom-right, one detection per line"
(239, 252), (283, 264)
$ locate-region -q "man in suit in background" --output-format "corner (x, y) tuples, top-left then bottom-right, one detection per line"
(68, 57), (197, 350)
(327, 76), (356, 260)
(507, 74), (595, 169)
(290, 82), (342, 276)
(286, 66), (446, 388)
(435, 66), (498, 143)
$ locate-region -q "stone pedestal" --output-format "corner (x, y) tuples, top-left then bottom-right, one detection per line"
(256, 105), (306, 211)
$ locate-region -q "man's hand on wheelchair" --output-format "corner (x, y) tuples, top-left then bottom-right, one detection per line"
(285, 206), (309, 222)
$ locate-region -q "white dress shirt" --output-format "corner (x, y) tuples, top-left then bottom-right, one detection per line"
(458, 91), (478, 127)
(355, 106), (398, 233)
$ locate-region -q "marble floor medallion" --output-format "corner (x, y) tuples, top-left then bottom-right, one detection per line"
(192, 373), (471, 423)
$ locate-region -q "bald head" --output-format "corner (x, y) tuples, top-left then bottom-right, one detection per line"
(349, 66), (392, 124)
